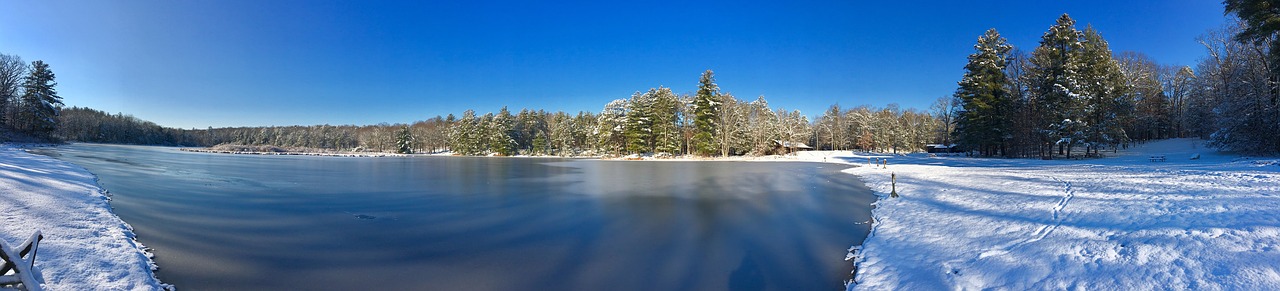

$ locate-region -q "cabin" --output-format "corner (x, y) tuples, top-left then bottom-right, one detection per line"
(926, 144), (961, 153)
(773, 140), (813, 155)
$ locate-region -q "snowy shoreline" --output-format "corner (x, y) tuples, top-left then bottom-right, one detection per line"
(177, 146), (857, 162)
(178, 148), (411, 157)
(840, 139), (1280, 289)
(0, 144), (169, 290)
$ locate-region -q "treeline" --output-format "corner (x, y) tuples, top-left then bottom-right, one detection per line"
(0, 53), (63, 140)
(54, 70), (943, 156)
(445, 71), (939, 157)
(952, 11), (1280, 158)
(56, 107), (454, 152)
(58, 107), (203, 145)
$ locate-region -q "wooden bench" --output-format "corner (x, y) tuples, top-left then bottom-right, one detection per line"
(0, 231), (43, 291)
(1149, 155), (1166, 162)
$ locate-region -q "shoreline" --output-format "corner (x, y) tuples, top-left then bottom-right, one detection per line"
(178, 148), (411, 157)
(0, 143), (170, 290)
(178, 145), (872, 164)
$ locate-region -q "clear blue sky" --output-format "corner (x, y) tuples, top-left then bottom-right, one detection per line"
(0, 0), (1227, 129)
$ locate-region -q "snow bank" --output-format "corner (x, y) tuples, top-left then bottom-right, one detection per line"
(842, 139), (1280, 289)
(0, 145), (168, 290)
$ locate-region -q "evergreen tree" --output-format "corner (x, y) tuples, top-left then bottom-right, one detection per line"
(21, 60), (61, 138)
(1025, 14), (1085, 158)
(953, 28), (1014, 156)
(692, 69), (721, 156)
(531, 130), (548, 155)
(395, 126), (414, 154)
(625, 89), (656, 153)
(1226, 0), (1280, 93)
(621, 87), (682, 155)
(1077, 27), (1131, 156)
(594, 99), (628, 155)
(489, 107), (516, 155)
(449, 110), (481, 155)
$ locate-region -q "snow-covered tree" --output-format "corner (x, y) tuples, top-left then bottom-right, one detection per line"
(395, 126), (414, 154)
(625, 90), (655, 153)
(485, 107), (516, 155)
(692, 70), (721, 156)
(1193, 21), (1280, 154)
(594, 99), (628, 155)
(954, 28), (1014, 156)
(1226, 0), (1280, 83)
(1077, 27), (1132, 156)
(1162, 66), (1196, 138)
(449, 110), (482, 155)
(1025, 14), (1085, 159)
(1119, 51), (1170, 142)
(817, 104), (850, 151)
(651, 87), (682, 154)
(744, 96), (778, 155)
(717, 93), (747, 156)
(20, 60), (61, 138)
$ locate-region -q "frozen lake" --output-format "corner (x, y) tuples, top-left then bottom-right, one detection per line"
(47, 144), (874, 290)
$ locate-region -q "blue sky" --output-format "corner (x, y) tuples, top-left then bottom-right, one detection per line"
(0, 1), (1227, 129)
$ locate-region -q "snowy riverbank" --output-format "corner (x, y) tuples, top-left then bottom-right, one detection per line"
(840, 139), (1280, 289)
(0, 144), (168, 290)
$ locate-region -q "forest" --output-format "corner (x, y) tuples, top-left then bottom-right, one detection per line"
(2, 7), (1276, 157)
(951, 13), (1279, 158)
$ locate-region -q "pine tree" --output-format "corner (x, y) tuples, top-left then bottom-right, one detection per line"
(489, 107), (516, 155)
(395, 126), (414, 154)
(1026, 14), (1085, 158)
(594, 99), (628, 155)
(449, 110), (481, 155)
(1226, 0), (1280, 89)
(531, 130), (548, 155)
(651, 87), (681, 154)
(692, 70), (721, 156)
(21, 60), (61, 138)
(1077, 27), (1131, 156)
(953, 28), (1014, 156)
(625, 89), (656, 153)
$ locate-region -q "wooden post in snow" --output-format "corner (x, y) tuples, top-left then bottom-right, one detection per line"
(890, 172), (899, 198)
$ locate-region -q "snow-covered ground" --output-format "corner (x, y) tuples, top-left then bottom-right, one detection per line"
(840, 139), (1280, 289)
(0, 145), (167, 290)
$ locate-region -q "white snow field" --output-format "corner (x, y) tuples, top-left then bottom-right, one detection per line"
(0, 145), (167, 290)
(842, 138), (1280, 290)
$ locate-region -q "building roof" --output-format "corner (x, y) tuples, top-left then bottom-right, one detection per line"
(774, 140), (813, 149)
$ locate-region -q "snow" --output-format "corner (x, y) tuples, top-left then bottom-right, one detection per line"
(0, 144), (168, 291)
(839, 139), (1280, 289)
